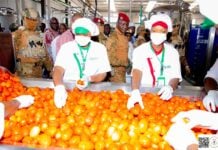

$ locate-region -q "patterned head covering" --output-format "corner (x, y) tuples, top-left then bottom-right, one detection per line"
(22, 8), (39, 20)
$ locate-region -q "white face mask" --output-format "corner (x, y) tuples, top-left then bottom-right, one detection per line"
(75, 35), (91, 46)
(150, 32), (166, 45)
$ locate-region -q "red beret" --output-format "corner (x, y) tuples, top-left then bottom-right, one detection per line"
(152, 21), (168, 29)
(93, 17), (104, 24)
(118, 12), (130, 22)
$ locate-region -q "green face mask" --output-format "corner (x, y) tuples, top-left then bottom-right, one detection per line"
(75, 27), (89, 35)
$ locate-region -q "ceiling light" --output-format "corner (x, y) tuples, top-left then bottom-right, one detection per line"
(145, 1), (157, 12)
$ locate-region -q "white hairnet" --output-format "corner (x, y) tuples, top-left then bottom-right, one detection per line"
(72, 18), (99, 36)
(129, 22), (135, 27)
(144, 13), (173, 32)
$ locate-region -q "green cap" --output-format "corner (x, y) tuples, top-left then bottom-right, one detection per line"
(201, 17), (215, 29)
(75, 27), (89, 35)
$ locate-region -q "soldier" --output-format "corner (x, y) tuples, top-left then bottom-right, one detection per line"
(170, 20), (191, 77)
(13, 8), (52, 78)
(106, 12), (130, 83)
(104, 23), (111, 37)
(93, 17), (108, 46)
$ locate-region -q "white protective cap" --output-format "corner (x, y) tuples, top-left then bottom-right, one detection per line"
(72, 18), (99, 36)
(144, 13), (173, 32)
(129, 22), (135, 27)
(197, 0), (218, 24)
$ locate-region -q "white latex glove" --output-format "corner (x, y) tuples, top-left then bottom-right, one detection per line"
(172, 109), (218, 130)
(158, 85), (173, 100)
(203, 90), (218, 112)
(75, 76), (90, 90)
(127, 89), (144, 110)
(165, 122), (198, 150)
(0, 103), (4, 139)
(54, 85), (68, 108)
(14, 95), (34, 108)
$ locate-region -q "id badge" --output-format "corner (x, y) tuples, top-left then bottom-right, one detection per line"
(157, 76), (165, 86)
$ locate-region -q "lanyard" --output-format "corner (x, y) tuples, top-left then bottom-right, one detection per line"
(73, 43), (90, 78)
(150, 43), (165, 76)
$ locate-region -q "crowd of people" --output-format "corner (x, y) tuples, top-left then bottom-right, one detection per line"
(0, 8), (192, 81)
(0, 1), (218, 148)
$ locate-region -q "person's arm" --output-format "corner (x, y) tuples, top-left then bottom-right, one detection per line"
(131, 69), (142, 90)
(53, 66), (65, 86)
(204, 77), (218, 93)
(169, 78), (180, 90)
(187, 144), (198, 150)
(90, 72), (107, 83)
(2, 95), (34, 118)
(2, 100), (20, 118)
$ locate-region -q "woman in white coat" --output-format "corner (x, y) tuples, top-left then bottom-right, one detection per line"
(127, 13), (182, 109)
(53, 18), (111, 108)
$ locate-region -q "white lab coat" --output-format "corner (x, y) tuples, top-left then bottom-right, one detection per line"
(55, 40), (111, 81)
(205, 58), (218, 83)
(50, 35), (60, 63)
(132, 42), (182, 86)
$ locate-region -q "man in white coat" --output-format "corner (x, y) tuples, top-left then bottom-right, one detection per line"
(127, 13), (182, 109)
(203, 58), (218, 112)
(53, 18), (111, 108)
(165, 0), (218, 149)
(165, 59), (218, 149)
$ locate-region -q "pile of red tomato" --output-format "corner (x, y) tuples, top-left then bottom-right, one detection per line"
(0, 70), (215, 149)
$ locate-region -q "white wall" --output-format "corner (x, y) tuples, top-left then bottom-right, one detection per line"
(0, 0), (71, 28)
(0, 0), (17, 31)
(0, 0), (16, 10)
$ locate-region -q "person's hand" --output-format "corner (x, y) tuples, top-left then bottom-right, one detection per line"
(127, 89), (144, 110)
(0, 103), (4, 139)
(76, 76), (89, 90)
(165, 122), (198, 150)
(185, 65), (191, 76)
(203, 90), (218, 112)
(158, 85), (173, 100)
(54, 85), (68, 108)
(14, 95), (34, 108)
(172, 109), (218, 130)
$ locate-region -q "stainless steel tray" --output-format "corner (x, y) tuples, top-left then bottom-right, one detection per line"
(20, 78), (205, 100)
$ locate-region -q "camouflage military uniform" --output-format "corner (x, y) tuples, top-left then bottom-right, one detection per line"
(106, 28), (129, 82)
(13, 8), (52, 78)
(170, 34), (190, 76)
(14, 29), (52, 78)
(98, 32), (108, 46)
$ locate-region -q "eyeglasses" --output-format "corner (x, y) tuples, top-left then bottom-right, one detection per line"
(174, 44), (184, 49)
(173, 25), (180, 28)
(51, 22), (58, 24)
